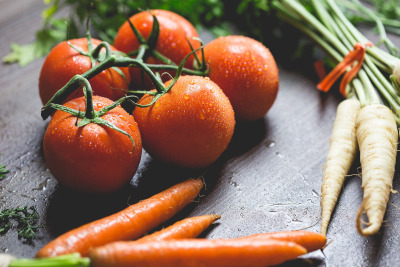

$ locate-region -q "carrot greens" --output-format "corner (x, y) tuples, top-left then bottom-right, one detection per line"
(0, 164), (8, 180)
(0, 153), (9, 180)
(9, 253), (90, 267)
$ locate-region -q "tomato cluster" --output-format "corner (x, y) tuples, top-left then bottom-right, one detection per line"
(39, 9), (279, 194)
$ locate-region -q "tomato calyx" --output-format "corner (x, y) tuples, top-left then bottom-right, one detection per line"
(126, 11), (161, 63)
(129, 45), (205, 108)
(44, 76), (137, 150)
(125, 10), (207, 74)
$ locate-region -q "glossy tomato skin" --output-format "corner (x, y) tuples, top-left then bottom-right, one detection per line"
(43, 96), (142, 194)
(39, 38), (131, 105)
(114, 9), (200, 89)
(203, 35), (279, 122)
(133, 76), (235, 169)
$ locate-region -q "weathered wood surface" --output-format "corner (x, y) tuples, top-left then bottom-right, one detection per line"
(1, 1), (400, 266)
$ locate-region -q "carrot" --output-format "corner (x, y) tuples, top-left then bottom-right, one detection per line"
(355, 104), (398, 236)
(36, 178), (203, 258)
(137, 214), (221, 242)
(320, 98), (361, 235)
(89, 238), (307, 267)
(239, 230), (326, 252)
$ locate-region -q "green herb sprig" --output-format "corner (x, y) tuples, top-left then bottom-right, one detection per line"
(0, 206), (42, 243)
(0, 164), (8, 179)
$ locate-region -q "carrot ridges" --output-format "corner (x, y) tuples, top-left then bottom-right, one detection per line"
(136, 214), (221, 242)
(35, 178), (203, 258)
(320, 99), (361, 235)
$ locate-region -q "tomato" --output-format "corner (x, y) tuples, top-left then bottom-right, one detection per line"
(114, 9), (200, 89)
(43, 96), (142, 194)
(133, 76), (235, 168)
(203, 35), (279, 122)
(39, 38), (131, 105)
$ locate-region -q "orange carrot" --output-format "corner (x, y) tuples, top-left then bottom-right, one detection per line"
(239, 230), (326, 252)
(89, 238), (307, 267)
(36, 178), (203, 258)
(137, 214), (221, 242)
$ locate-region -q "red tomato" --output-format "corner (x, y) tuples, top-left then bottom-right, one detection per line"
(203, 35), (279, 122)
(114, 9), (200, 89)
(39, 38), (131, 105)
(133, 76), (235, 168)
(43, 96), (142, 194)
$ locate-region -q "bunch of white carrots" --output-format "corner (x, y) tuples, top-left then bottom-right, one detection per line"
(270, 0), (400, 236)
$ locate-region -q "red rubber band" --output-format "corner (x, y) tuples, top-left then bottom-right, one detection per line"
(317, 42), (373, 97)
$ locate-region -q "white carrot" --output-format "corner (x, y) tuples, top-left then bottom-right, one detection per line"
(356, 104), (398, 236)
(320, 98), (361, 236)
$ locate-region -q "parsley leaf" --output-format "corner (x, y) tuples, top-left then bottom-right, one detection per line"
(0, 206), (42, 243)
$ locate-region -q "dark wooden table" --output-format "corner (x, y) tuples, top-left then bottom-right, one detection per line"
(1, 0), (400, 266)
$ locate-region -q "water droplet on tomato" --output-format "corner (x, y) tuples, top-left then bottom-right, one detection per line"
(119, 114), (127, 121)
(155, 102), (160, 107)
(189, 80), (195, 85)
(184, 94), (190, 100)
(96, 103), (104, 109)
(199, 110), (206, 120)
(129, 124), (136, 131)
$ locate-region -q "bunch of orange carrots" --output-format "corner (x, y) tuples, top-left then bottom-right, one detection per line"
(7, 178), (326, 267)
(271, 0), (400, 237)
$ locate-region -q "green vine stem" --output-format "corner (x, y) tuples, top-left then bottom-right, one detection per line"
(40, 33), (205, 153)
(39, 11), (209, 154)
(124, 10), (207, 71)
(42, 42), (206, 120)
(42, 56), (159, 119)
(45, 75), (137, 149)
